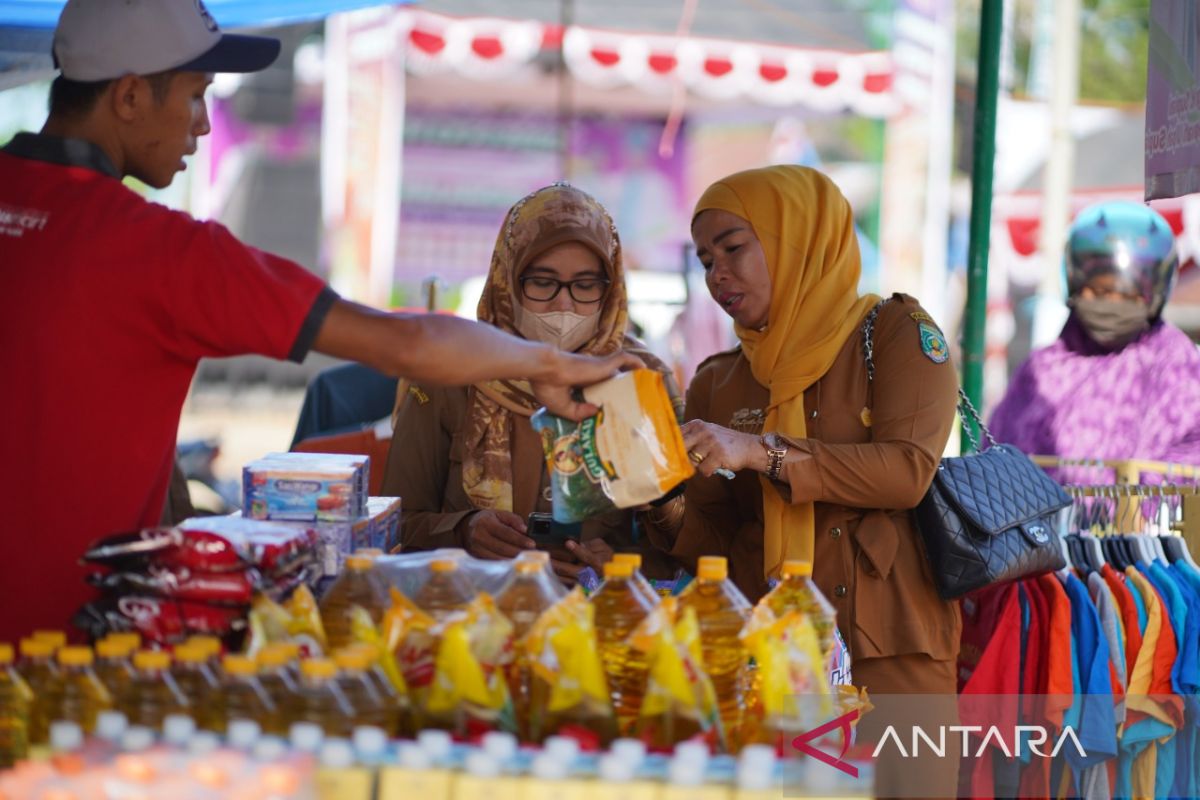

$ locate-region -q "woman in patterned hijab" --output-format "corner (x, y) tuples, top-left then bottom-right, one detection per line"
(383, 183), (682, 583)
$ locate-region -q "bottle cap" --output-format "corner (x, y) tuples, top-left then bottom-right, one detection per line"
(300, 658), (336, 680)
(133, 650), (171, 671)
(737, 744), (777, 791)
(417, 729), (453, 762)
(32, 630), (67, 649)
(346, 554), (374, 571)
(227, 719), (262, 749)
(333, 649), (372, 671)
(222, 654), (257, 676)
(597, 754), (635, 783)
(185, 635), (221, 658)
(19, 638), (55, 659)
(0, 644), (14, 664)
(103, 632), (142, 650)
(612, 553), (643, 570)
(673, 741), (710, 764)
(49, 721), (84, 752)
(320, 738), (356, 769)
(668, 756), (704, 786)
(429, 558), (458, 573)
(256, 646), (293, 669)
(95, 711), (129, 742)
(481, 731), (517, 762)
(514, 561), (543, 575)
(96, 639), (132, 659)
(289, 722), (324, 753)
(515, 550), (551, 565)
(352, 726), (388, 759)
(610, 738), (647, 766)
(603, 561), (634, 579)
(543, 735), (580, 764)
(780, 560), (814, 578)
(163, 714), (197, 746)
(398, 743), (432, 770)
(173, 644), (208, 664)
(357, 548), (384, 558)
(121, 726), (156, 752)
(253, 736), (288, 762)
(696, 556), (728, 581)
(531, 753), (568, 781)
(58, 646), (94, 667)
(188, 731), (221, 755)
(464, 751), (500, 778)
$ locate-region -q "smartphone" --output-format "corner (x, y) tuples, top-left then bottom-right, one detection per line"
(527, 512), (581, 550)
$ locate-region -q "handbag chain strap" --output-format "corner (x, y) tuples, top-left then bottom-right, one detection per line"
(861, 299), (999, 452)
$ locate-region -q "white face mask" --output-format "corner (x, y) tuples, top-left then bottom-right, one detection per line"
(515, 309), (600, 352)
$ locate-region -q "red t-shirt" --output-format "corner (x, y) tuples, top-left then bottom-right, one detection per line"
(0, 135), (335, 643)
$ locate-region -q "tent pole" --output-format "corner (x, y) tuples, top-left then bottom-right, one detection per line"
(961, 0), (1003, 453)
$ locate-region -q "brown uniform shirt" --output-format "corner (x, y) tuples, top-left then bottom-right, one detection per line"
(650, 294), (961, 662)
(381, 384), (680, 580)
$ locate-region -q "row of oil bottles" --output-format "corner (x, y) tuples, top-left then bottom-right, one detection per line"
(315, 550), (840, 754)
(0, 551), (838, 771)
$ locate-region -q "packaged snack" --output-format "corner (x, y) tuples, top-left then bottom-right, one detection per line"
(72, 595), (246, 645)
(87, 565), (257, 606)
(630, 597), (722, 753)
(243, 452), (369, 522)
(524, 588), (615, 746)
(243, 585), (327, 658)
(530, 369), (692, 523)
(422, 594), (514, 738)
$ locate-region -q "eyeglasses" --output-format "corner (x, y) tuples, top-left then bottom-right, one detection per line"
(518, 276), (610, 304)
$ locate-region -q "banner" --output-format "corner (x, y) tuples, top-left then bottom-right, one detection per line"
(1146, 0), (1200, 199)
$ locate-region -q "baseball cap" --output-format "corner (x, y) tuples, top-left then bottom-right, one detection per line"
(53, 0), (281, 82)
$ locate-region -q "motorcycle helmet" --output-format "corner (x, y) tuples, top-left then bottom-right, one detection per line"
(1065, 200), (1179, 320)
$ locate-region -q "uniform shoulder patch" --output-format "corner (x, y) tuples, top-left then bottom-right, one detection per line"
(918, 322), (949, 364)
(408, 384), (431, 405)
(910, 311), (935, 324)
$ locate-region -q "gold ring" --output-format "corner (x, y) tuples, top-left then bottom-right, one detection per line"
(688, 450), (705, 464)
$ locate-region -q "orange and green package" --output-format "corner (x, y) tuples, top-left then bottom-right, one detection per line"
(423, 593), (515, 737)
(524, 588), (616, 745)
(530, 369), (693, 523)
(740, 605), (832, 749)
(631, 597), (723, 753)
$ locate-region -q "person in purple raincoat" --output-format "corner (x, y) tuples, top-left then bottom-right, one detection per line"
(991, 201), (1200, 468)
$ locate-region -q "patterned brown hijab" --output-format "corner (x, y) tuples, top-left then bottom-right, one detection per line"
(462, 183), (671, 511)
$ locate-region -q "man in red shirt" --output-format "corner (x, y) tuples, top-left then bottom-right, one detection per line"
(0, 0), (637, 642)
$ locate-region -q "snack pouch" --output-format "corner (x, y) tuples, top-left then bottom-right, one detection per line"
(630, 597), (723, 752)
(530, 369), (693, 523)
(424, 594), (515, 736)
(523, 588), (615, 744)
(72, 595), (246, 646)
(740, 605), (832, 745)
(285, 585), (328, 656)
(349, 605), (408, 696)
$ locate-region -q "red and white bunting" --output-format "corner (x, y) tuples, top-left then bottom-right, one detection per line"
(397, 9), (898, 118)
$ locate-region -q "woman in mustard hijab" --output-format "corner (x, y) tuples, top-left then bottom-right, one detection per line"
(382, 183), (682, 586)
(652, 165), (960, 794)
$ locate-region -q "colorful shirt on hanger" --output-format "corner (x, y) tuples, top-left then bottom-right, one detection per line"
(1061, 573), (1119, 800)
(1102, 563), (1145, 679)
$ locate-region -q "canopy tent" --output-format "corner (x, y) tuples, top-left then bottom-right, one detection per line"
(0, 0), (410, 89)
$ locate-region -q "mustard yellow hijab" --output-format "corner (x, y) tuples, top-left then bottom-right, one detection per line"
(693, 165), (879, 579)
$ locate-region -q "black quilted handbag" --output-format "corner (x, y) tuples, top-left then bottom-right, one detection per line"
(860, 301), (1070, 600)
(913, 391), (1071, 600)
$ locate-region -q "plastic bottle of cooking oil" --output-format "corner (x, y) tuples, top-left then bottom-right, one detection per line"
(677, 555), (752, 752)
(0, 643), (32, 768)
(496, 557), (563, 741)
(320, 554), (389, 650)
(122, 650), (189, 730)
(344, 644), (411, 738)
(591, 559), (657, 736)
(17, 638), (59, 747)
(217, 654), (276, 736)
(332, 649), (392, 732)
(183, 636), (223, 670)
(30, 631), (67, 652)
(256, 646), (301, 736)
(763, 560), (836, 656)
(103, 633), (142, 651)
(93, 639), (136, 702)
(171, 644), (222, 731)
(297, 658), (353, 738)
(610, 553), (660, 605)
(46, 646), (112, 734)
(413, 558), (475, 619)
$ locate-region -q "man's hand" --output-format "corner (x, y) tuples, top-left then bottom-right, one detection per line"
(551, 537), (614, 585)
(530, 351), (645, 421)
(681, 420), (767, 477)
(462, 510), (534, 560)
